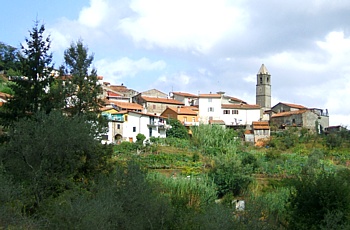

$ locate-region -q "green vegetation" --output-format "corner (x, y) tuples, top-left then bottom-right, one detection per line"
(1, 21), (350, 229)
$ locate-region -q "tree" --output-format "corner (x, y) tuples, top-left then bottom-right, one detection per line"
(1, 22), (56, 124)
(60, 40), (103, 118)
(0, 42), (21, 75)
(289, 170), (350, 229)
(166, 118), (189, 139)
(0, 111), (113, 209)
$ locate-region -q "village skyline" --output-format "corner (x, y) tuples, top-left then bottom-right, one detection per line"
(1, 0), (350, 127)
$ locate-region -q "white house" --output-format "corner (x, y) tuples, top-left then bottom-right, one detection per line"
(198, 93), (223, 124)
(198, 92), (261, 126)
(221, 104), (261, 126)
(101, 110), (168, 144)
(171, 92), (199, 106)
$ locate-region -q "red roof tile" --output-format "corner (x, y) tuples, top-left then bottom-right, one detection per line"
(280, 102), (307, 109)
(114, 101), (143, 110)
(172, 92), (198, 97)
(107, 91), (122, 97)
(252, 121), (270, 130)
(199, 93), (222, 98)
(271, 110), (308, 118)
(166, 106), (198, 115)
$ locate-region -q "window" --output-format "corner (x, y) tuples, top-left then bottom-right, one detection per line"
(133, 127), (136, 132)
(124, 115), (128, 122)
(183, 117), (187, 122)
(232, 109), (239, 114)
(152, 104), (156, 109)
(102, 135), (108, 140)
(209, 116), (213, 121)
(192, 117), (195, 122)
(260, 77), (263, 84)
(208, 98), (212, 102)
(117, 124), (120, 129)
(223, 110), (230, 114)
(208, 107), (214, 112)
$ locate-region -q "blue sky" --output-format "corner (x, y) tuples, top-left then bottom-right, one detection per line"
(2, 0), (350, 126)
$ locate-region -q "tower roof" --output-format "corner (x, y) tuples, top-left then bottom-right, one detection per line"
(258, 64), (269, 75)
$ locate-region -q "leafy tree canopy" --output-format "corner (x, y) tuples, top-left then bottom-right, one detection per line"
(60, 40), (103, 118)
(166, 118), (189, 139)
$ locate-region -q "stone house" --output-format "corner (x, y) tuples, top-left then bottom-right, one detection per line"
(270, 109), (329, 132)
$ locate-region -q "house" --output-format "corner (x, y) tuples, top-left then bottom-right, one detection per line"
(161, 106), (199, 127)
(198, 93), (222, 124)
(252, 121), (270, 143)
(325, 125), (347, 134)
(139, 89), (168, 98)
(102, 83), (139, 102)
(198, 92), (261, 127)
(111, 101), (143, 112)
(270, 109), (329, 133)
(101, 110), (168, 144)
(271, 102), (307, 113)
(171, 92), (199, 106)
(133, 95), (184, 115)
(221, 104), (261, 127)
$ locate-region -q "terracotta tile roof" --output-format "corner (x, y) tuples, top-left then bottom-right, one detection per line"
(109, 85), (130, 93)
(221, 104), (261, 109)
(172, 92), (198, 97)
(209, 120), (225, 125)
(279, 102), (307, 109)
(228, 96), (247, 104)
(107, 91), (122, 97)
(184, 106), (199, 111)
(245, 130), (253, 134)
(167, 106), (198, 115)
(252, 121), (270, 130)
(114, 101), (143, 110)
(199, 93), (222, 98)
(271, 109), (308, 118)
(141, 96), (184, 105)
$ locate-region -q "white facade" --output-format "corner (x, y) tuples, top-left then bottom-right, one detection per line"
(102, 112), (168, 144)
(198, 94), (222, 124)
(221, 107), (261, 126)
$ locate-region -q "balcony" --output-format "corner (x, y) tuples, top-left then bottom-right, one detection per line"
(183, 121), (199, 126)
(148, 121), (165, 127)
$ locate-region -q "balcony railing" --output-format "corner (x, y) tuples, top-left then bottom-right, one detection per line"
(183, 121), (199, 126)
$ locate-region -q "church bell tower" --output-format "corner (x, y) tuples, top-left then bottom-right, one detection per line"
(256, 64), (271, 111)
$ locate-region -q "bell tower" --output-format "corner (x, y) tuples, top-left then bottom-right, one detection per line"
(256, 64), (271, 111)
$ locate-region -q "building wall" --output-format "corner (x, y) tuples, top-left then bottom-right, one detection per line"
(221, 109), (261, 125)
(256, 73), (271, 111)
(253, 129), (270, 143)
(145, 102), (179, 115)
(173, 95), (198, 106)
(141, 89), (167, 98)
(198, 97), (222, 124)
(302, 111), (329, 132)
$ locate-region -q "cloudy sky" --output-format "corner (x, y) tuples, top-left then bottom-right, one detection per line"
(2, 0), (350, 126)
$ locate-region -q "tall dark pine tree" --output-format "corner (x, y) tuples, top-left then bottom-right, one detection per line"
(61, 40), (102, 118)
(2, 21), (55, 123)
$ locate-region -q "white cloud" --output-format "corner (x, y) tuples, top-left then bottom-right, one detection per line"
(78, 0), (109, 28)
(95, 57), (166, 82)
(243, 74), (255, 83)
(119, 0), (246, 52)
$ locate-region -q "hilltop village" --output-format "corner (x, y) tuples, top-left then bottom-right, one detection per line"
(96, 64), (329, 144)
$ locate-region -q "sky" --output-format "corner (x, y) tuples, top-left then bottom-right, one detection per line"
(1, 0), (350, 127)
